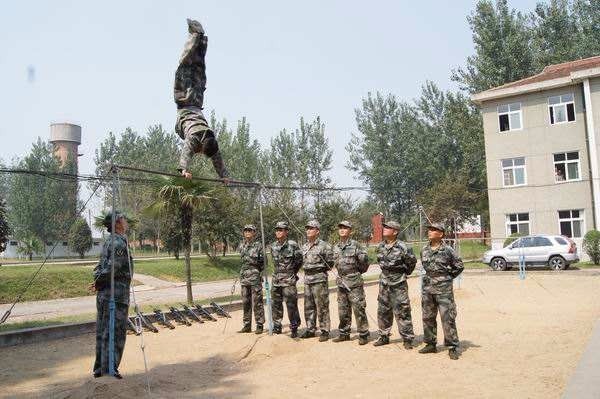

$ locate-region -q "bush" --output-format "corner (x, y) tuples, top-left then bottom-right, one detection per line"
(504, 232), (525, 248)
(583, 230), (600, 265)
(68, 218), (93, 259)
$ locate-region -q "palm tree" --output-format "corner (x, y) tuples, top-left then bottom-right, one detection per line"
(16, 234), (43, 261)
(144, 176), (211, 303)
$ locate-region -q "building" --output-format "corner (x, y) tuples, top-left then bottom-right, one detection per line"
(472, 56), (600, 251)
(50, 123), (81, 170)
(1, 238), (104, 259)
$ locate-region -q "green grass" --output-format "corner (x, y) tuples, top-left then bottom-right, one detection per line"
(134, 256), (241, 283)
(0, 265), (95, 304)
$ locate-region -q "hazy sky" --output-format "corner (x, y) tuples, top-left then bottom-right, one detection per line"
(0, 0), (540, 189)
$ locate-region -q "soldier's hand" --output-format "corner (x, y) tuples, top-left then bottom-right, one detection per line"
(221, 177), (230, 186)
(88, 282), (97, 293)
(182, 170), (193, 180)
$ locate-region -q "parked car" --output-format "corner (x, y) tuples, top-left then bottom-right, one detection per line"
(482, 235), (579, 271)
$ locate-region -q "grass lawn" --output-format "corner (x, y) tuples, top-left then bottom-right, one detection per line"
(134, 256), (242, 283)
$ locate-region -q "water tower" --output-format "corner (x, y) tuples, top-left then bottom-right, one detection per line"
(49, 123), (81, 172)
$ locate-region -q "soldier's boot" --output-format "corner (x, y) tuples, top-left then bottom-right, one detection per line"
(299, 330), (316, 339)
(333, 334), (350, 343)
(93, 371), (102, 378)
(418, 343), (437, 354)
(255, 325), (264, 334)
(358, 335), (369, 346)
(272, 325), (282, 334)
(403, 340), (414, 350)
(448, 348), (460, 360)
(237, 324), (251, 333)
(319, 331), (330, 342)
(290, 328), (298, 338)
(373, 335), (389, 347)
(114, 370), (123, 380)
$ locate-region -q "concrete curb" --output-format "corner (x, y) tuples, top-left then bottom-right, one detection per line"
(562, 319), (600, 399)
(0, 279), (384, 348)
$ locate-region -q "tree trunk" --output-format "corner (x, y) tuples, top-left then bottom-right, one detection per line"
(181, 204), (193, 303)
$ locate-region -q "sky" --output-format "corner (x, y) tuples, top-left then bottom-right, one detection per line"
(0, 0), (540, 192)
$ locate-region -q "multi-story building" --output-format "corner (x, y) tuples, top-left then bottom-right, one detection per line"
(472, 56), (600, 251)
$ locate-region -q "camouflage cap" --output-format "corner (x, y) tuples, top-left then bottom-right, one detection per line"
(275, 221), (289, 230)
(243, 224), (257, 231)
(305, 220), (321, 229)
(382, 220), (402, 231)
(426, 222), (445, 233)
(338, 220), (353, 228)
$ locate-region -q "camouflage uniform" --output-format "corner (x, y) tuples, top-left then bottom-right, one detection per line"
(174, 19), (228, 178)
(302, 238), (334, 334)
(333, 237), (370, 338)
(421, 243), (464, 349)
(270, 235), (303, 331)
(239, 238), (265, 327)
(93, 233), (132, 375)
(376, 239), (417, 341)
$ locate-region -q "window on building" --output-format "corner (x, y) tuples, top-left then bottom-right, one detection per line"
(502, 157), (526, 186)
(506, 213), (530, 236)
(554, 151), (580, 182)
(62, 242), (68, 246)
(559, 210), (583, 238)
(498, 102), (522, 132)
(93, 241), (100, 246)
(10, 241), (18, 246)
(549, 93), (575, 124)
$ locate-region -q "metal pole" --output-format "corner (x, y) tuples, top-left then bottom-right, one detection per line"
(108, 167), (116, 376)
(258, 187), (274, 335)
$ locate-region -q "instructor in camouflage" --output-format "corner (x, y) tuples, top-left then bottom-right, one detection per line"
(174, 19), (228, 180)
(300, 220), (334, 341)
(238, 224), (265, 334)
(332, 221), (370, 345)
(270, 221), (303, 338)
(91, 211), (133, 379)
(419, 222), (464, 360)
(374, 220), (417, 348)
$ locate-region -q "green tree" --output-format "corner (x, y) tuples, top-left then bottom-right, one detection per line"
(351, 200), (381, 243)
(0, 196), (11, 253)
(16, 234), (43, 261)
(583, 230), (600, 264)
(162, 213), (184, 259)
(145, 176), (211, 303)
(573, 0), (600, 57)
(314, 195), (353, 243)
(452, 0), (535, 93)
(68, 218), (93, 259)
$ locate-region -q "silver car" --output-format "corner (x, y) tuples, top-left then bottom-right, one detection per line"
(482, 235), (579, 271)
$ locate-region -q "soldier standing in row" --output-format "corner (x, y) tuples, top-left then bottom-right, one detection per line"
(270, 221), (303, 338)
(374, 220), (417, 348)
(300, 220), (334, 341)
(332, 221), (370, 345)
(419, 223), (464, 360)
(237, 224), (265, 334)
(91, 211), (133, 379)
(174, 19), (229, 181)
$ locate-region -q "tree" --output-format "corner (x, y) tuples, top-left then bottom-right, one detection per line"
(68, 218), (93, 259)
(314, 195), (353, 243)
(0, 196), (11, 253)
(16, 234), (43, 261)
(452, 0), (535, 94)
(162, 213), (184, 259)
(583, 230), (600, 265)
(145, 176), (211, 303)
(351, 200), (381, 243)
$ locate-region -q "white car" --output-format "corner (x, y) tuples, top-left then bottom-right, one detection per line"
(482, 235), (579, 271)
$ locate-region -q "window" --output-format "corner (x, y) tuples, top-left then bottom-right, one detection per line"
(498, 103), (522, 132)
(506, 213), (530, 236)
(554, 237), (568, 245)
(554, 152), (580, 182)
(93, 241), (100, 246)
(10, 241), (18, 246)
(533, 237), (552, 247)
(62, 242), (68, 246)
(502, 157), (526, 186)
(549, 93), (575, 124)
(559, 210), (584, 238)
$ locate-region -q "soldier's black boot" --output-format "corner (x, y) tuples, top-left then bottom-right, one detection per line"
(418, 343), (437, 354)
(255, 324), (264, 334)
(237, 324), (251, 333)
(403, 340), (413, 350)
(333, 334), (350, 343)
(358, 335), (369, 346)
(448, 348), (460, 360)
(290, 328), (298, 338)
(114, 370), (123, 380)
(373, 335), (389, 347)
(319, 331), (330, 342)
(272, 325), (282, 334)
(93, 371), (102, 378)
(299, 329), (316, 339)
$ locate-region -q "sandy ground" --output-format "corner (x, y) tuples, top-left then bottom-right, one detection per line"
(1, 271), (600, 399)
